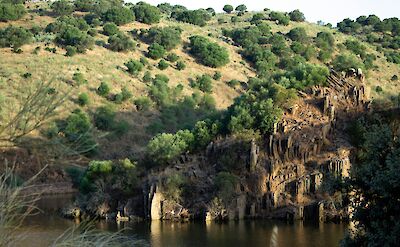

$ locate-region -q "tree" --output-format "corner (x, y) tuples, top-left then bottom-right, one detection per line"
(189, 35), (230, 68)
(287, 27), (308, 43)
(55, 25), (94, 53)
(102, 6), (134, 25)
(132, 2), (161, 24)
(97, 81), (110, 96)
(0, 2), (25, 21)
(107, 33), (135, 52)
(158, 59), (169, 70)
(235, 4), (247, 13)
(94, 105), (115, 131)
(223, 4), (233, 14)
(51, 0), (74, 16)
(342, 122), (400, 246)
(125, 59), (143, 75)
(143, 26), (182, 50)
(146, 133), (189, 164)
(77, 93), (89, 106)
(270, 11), (290, 25)
(174, 9), (211, 26)
(147, 42), (166, 59)
(176, 60), (186, 70)
(289, 9), (305, 22)
(332, 54), (364, 72)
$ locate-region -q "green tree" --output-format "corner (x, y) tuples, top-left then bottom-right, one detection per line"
(51, 0), (74, 16)
(332, 54), (364, 72)
(107, 33), (135, 52)
(235, 4), (247, 13)
(0, 26), (32, 48)
(146, 133), (189, 164)
(125, 59), (143, 75)
(0, 2), (25, 21)
(77, 93), (89, 106)
(97, 81), (110, 96)
(102, 22), (119, 36)
(132, 2), (161, 24)
(174, 9), (211, 27)
(158, 59), (169, 70)
(189, 35), (230, 68)
(289, 9), (305, 22)
(55, 25), (94, 53)
(287, 27), (308, 43)
(270, 11), (290, 25)
(143, 26), (182, 50)
(94, 105), (115, 131)
(223, 4), (233, 14)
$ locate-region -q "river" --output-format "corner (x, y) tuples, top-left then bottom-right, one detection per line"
(15, 195), (348, 247)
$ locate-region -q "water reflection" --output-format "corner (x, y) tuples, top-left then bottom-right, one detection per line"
(16, 195), (347, 247)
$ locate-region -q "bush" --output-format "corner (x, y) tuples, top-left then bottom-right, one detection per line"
(0, 26), (32, 49)
(51, 0), (74, 16)
(227, 79), (240, 87)
(55, 25), (94, 53)
(287, 27), (308, 43)
(0, 3), (25, 21)
(103, 22), (119, 36)
(375, 86), (383, 93)
(46, 16), (90, 33)
(213, 71), (222, 80)
(102, 6), (134, 25)
(344, 39), (367, 58)
(215, 172), (238, 203)
(235, 4), (247, 13)
(125, 59), (144, 75)
(289, 9), (305, 22)
(385, 51), (400, 64)
(146, 132), (190, 164)
(132, 2), (161, 24)
(176, 60), (186, 70)
(174, 9), (211, 27)
(94, 105), (115, 131)
(332, 54), (364, 71)
(108, 33), (135, 52)
(77, 93), (89, 106)
(231, 16), (239, 24)
(134, 96), (152, 111)
(142, 26), (182, 50)
(65, 45), (77, 56)
(158, 59), (169, 70)
(250, 13), (265, 25)
(189, 35), (229, 68)
(97, 81), (110, 96)
(142, 71), (152, 82)
(190, 74), (213, 93)
(147, 42), (166, 59)
(72, 72), (88, 85)
(223, 4), (233, 14)
(166, 53), (179, 62)
(315, 31), (335, 48)
(269, 11), (289, 25)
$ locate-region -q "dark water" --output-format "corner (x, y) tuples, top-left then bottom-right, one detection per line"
(16, 195), (347, 247)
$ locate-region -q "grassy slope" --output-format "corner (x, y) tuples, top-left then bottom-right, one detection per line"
(1, 5), (399, 159)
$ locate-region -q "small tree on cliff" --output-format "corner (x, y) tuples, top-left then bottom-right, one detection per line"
(223, 4), (233, 14)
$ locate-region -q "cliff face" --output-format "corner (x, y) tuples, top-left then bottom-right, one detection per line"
(126, 71), (368, 222)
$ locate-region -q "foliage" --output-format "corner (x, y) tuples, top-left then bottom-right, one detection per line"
(269, 11), (290, 25)
(102, 22), (119, 36)
(213, 71), (222, 80)
(235, 4), (247, 13)
(125, 59), (143, 75)
(147, 42), (166, 59)
(214, 172), (238, 204)
(174, 9), (211, 27)
(344, 39), (367, 58)
(176, 60), (186, 70)
(46, 16), (90, 33)
(51, 0), (74, 16)
(332, 54), (364, 71)
(94, 105), (115, 131)
(166, 53), (179, 62)
(188, 35), (229, 68)
(107, 32), (135, 52)
(287, 27), (308, 43)
(162, 173), (186, 202)
(146, 132), (190, 165)
(114, 87), (132, 104)
(0, 26), (32, 48)
(55, 25), (94, 53)
(158, 59), (169, 70)
(223, 4), (233, 14)
(342, 121), (400, 246)
(97, 81), (110, 97)
(77, 93), (89, 106)
(72, 72), (88, 86)
(190, 74), (213, 93)
(192, 120), (219, 148)
(289, 9), (305, 22)
(102, 6), (134, 25)
(0, 2), (25, 21)
(134, 96), (152, 111)
(132, 2), (161, 24)
(141, 26), (182, 50)
(385, 51), (400, 64)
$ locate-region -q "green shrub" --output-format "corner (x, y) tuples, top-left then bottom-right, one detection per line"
(176, 60), (186, 70)
(223, 4), (233, 14)
(344, 39), (367, 58)
(189, 35), (229, 68)
(384, 51), (400, 64)
(190, 74), (213, 93)
(287, 27), (308, 43)
(103, 22), (119, 36)
(0, 26), (32, 49)
(140, 56), (149, 66)
(215, 172), (238, 204)
(166, 53), (179, 62)
(51, 0), (74, 16)
(231, 16), (239, 24)
(0, 3), (25, 21)
(55, 25), (94, 53)
(315, 31), (335, 48)
(102, 6), (134, 25)
(97, 81), (110, 96)
(65, 45), (77, 56)
(213, 71), (222, 80)
(114, 86), (132, 104)
(134, 96), (152, 111)
(289, 9), (305, 22)
(108, 33), (135, 52)
(77, 93), (89, 106)
(45, 16), (89, 33)
(94, 105), (116, 131)
(193, 120), (219, 148)
(174, 9), (211, 27)
(132, 2), (161, 24)
(270, 11), (289, 25)
(158, 59), (169, 70)
(143, 71), (152, 82)
(162, 173), (186, 202)
(250, 13), (265, 25)
(142, 26), (182, 50)
(375, 86), (383, 93)
(147, 42), (166, 59)
(235, 4), (247, 13)
(125, 59), (144, 75)
(227, 79), (240, 87)
(332, 54), (364, 71)
(72, 72), (87, 85)
(146, 132), (190, 164)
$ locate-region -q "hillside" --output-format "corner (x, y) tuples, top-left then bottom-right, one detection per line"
(0, 0), (400, 228)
